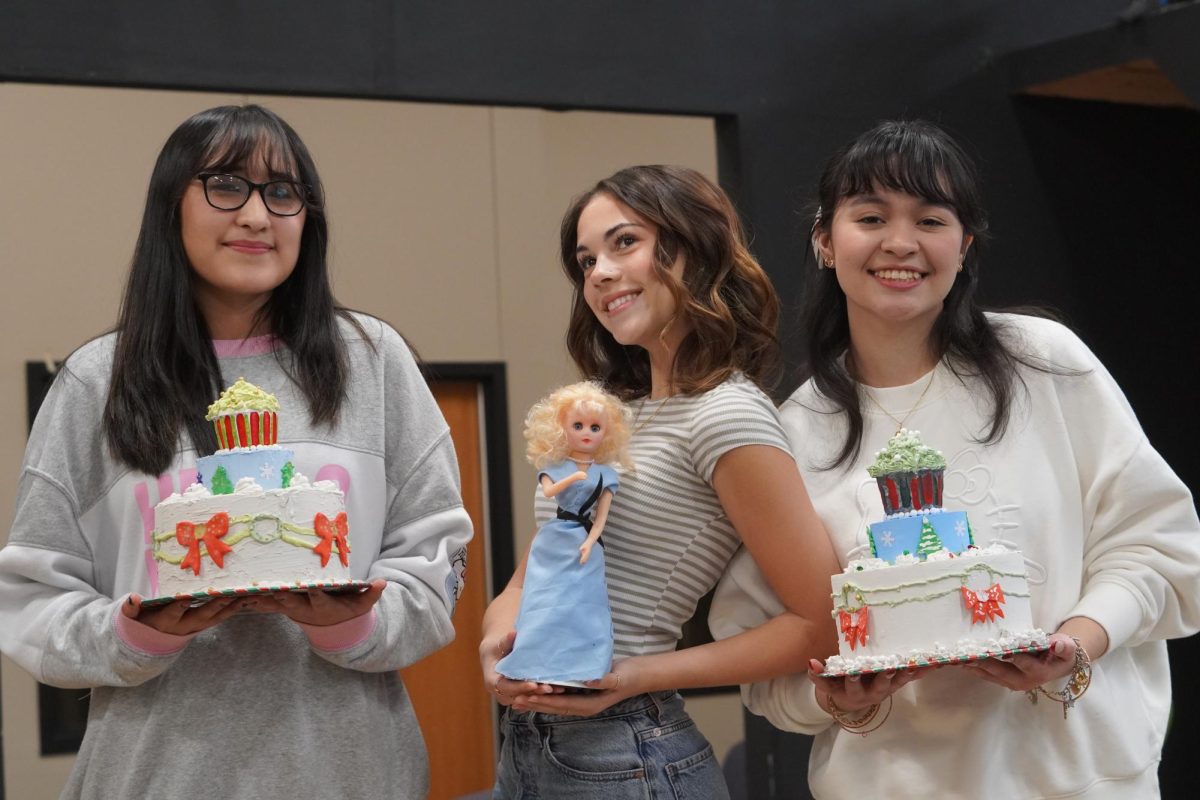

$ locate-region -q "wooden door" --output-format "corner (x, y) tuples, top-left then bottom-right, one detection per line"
(401, 380), (496, 799)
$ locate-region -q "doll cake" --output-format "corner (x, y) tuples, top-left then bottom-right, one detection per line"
(822, 430), (1048, 675)
(148, 379), (362, 603)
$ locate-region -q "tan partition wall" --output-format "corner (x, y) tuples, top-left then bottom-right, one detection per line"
(0, 83), (739, 798)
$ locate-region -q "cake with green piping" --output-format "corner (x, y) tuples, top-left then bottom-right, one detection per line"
(823, 430), (1048, 675)
(149, 379), (360, 603)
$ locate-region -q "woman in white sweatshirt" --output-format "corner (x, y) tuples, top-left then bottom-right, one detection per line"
(710, 119), (1200, 798)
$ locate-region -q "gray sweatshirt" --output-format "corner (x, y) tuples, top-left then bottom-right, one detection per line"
(0, 314), (473, 799)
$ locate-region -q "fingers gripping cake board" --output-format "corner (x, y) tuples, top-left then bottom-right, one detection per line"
(144, 378), (369, 607)
(822, 429), (1049, 676)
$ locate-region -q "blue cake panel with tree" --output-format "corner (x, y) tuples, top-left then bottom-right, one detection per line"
(197, 448), (295, 494)
(867, 510), (973, 563)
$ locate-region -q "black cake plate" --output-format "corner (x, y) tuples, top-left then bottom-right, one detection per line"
(140, 579), (373, 609)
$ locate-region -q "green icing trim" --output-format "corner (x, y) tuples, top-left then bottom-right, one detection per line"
(153, 512), (327, 565)
(866, 429), (946, 477)
(281, 461), (295, 489)
(206, 377), (280, 420)
(833, 562), (1029, 612)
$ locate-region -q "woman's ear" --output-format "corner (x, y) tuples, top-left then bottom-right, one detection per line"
(812, 230), (833, 268)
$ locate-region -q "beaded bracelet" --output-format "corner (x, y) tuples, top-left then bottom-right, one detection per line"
(1026, 636), (1092, 719)
(827, 694), (893, 736)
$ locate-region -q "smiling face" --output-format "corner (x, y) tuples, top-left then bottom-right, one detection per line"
(563, 403), (608, 457)
(816, 185), (972, 333)
(180, 148), (306, 330)
(575, 192), (687, 355)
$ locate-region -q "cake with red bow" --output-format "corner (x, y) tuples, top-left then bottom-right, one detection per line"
(823, 430), (1047, 675)
(149, 379), (355, 602)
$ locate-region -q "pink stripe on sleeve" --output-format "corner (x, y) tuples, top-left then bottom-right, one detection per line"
(297, 609), (378, 653)
(114, 603), (196, 656)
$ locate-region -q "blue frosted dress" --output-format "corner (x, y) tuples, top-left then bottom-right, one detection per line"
(496, 460), (617, 683)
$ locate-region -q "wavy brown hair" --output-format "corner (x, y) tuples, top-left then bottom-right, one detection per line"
(559, 165), (781, 400)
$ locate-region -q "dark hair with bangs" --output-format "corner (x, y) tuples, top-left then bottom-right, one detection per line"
(103, 104), (366, 475)
(559, 165), (782, 400)
(800, 119), (1046, 470)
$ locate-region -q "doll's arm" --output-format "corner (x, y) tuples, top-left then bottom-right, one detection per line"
(541, 472), (588, 498)
(578, 490), (614, 564)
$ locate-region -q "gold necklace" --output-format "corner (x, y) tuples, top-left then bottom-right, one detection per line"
(862, 369), (936, 436)
(632, 394), (672, 436)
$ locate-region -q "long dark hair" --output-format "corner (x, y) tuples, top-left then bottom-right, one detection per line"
(103, 104), (364, 475)
(800, 119), (1047, 470)
(559, 165), (782, 399)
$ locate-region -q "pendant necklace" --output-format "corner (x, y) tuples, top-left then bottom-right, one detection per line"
(863, 369), (936, 436)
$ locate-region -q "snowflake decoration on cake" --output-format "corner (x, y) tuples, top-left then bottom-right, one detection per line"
(880, 532), (895, 547)
(259, 463), (275, 480)
(955, 520), (967, 540)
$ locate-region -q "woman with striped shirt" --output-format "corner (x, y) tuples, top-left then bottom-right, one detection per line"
(481, 165), (839, 799)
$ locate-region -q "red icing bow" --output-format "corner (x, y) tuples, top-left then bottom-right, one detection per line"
(961, 583), (1006, 624)
(313, 512), (350, 567)
(175, 512), (232, 575)
(838, 607), (869, 650)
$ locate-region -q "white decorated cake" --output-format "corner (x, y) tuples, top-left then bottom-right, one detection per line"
(823, 430), (1048, 675)
(149, 379), (357, 602)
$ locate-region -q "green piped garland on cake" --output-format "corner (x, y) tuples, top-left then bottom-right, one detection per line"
(834, 562), (1029, 613)
(153, 513), (328, 564)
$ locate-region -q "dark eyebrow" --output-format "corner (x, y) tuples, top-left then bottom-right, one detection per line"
(575, 221), (643, 254)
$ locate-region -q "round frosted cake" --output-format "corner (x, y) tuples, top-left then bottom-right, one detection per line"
(149, 379), (359, 602)
(823, 429), (1048, 675)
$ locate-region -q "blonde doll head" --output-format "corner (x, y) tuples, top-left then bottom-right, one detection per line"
(524, 382), (634, 471)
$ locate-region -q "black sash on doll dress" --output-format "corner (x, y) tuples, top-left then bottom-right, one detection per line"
(556, 475), (605, 547)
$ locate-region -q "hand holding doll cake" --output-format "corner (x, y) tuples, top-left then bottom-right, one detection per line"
(496, 382), (633, 686)
(145, 378), (368, 605)
(822, 429), (1048, 675)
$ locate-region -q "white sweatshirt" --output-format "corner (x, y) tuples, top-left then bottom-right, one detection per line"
(710, 314), (1200, 799)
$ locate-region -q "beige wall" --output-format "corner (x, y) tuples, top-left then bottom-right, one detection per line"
(0, 83), (743, 797)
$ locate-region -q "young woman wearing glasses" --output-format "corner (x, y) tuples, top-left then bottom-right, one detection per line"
(0, 105), (473, 798)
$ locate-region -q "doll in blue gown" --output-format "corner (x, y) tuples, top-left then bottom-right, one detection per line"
(496, 382), (633, 685)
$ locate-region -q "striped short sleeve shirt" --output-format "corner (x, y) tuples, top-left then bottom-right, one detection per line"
(534, 374), (792, 657)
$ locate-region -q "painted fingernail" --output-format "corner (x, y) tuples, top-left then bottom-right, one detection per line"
(809, 659), (823, 672)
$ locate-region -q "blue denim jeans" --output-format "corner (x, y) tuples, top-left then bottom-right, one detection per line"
(494, 691), (730, 799)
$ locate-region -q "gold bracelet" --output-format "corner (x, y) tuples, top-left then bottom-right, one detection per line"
(827, 695), (892, 735)
(1026, 636), (1092, 719)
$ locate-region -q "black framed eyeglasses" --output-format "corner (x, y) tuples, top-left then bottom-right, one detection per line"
(197, 173), (310, 217)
